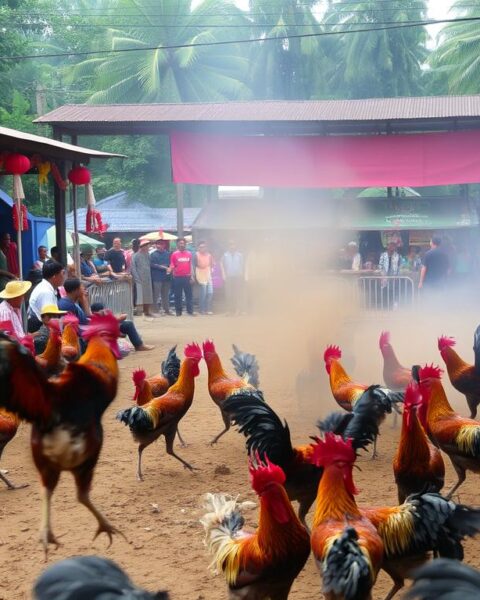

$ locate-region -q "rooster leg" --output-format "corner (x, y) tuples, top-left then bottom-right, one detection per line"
(370, 436), (379, 460)
(0, 470), (28, 490)
(137, 444), (147, 481)
(176, 427), (188, 448)
(73, 465), (125, 546)
(391, 411), (398, 429)
(39, 481), (61, 559)
(383, 579), (404, 600)
(446, 461), (466, 499)
(209, 411), (230, 446)
(165, 430), (197, 471)
(466, 394), (478, 419)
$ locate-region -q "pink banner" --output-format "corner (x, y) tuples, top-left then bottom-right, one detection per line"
(171, 130), (480, 188)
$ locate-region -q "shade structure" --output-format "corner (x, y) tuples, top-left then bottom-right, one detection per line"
(171, 130), (480, 188)
(40, 226), (104, 252)
(140, 230), (178, 242)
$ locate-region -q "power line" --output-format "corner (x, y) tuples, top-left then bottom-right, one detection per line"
(2, 15), (478, 62)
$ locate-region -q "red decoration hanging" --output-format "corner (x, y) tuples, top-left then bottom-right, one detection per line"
(5, 153), (30, 233)
(68, 165), (91, 186)
(51, 163), (68, 191)
(68, 165), (108, 235)
(5, 153), (31, 176)
(12, 203), (28, 232)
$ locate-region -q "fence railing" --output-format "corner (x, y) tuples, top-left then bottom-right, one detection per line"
(354, 275), (417, 312)
(87, 278), (133, 319)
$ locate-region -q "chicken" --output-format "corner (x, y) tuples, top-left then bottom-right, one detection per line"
(60, 314), (80, 362)
(200, 456), (310, 599)
(224, 386), (383, 524)
(379, 331), (411, 391)
(230, 343), (260, 388)
(0, 313), (123, 555)
(310, 434), (384, 600)
(393, 381), (445, 503)
(135, 345), (181, 400)
(310, 433), (480, 600)
(117, 343), (201, 480)
(438, 331), (480, 418)
(36, 319), (64, 376)
(405, 558), (480, 600)
(203, 339), (260, 445)
(0, 408), (26, 490)
(33, 555), (169, 600)
(417, 364), (480, 498)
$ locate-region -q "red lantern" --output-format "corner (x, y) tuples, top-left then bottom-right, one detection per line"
(5, 153), (31, 176)
(68, 165), (91, 186)
(5, 153), (30, 233)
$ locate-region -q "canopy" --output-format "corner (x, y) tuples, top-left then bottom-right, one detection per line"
(40, 226), (104, 251)
(171, 130), (480, 188)
(140, 230), (178, 242)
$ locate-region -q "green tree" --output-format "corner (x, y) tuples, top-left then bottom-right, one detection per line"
(69, 0), (251, 103)
(324, 0), (429, 98)
(429, 1), (480, 94)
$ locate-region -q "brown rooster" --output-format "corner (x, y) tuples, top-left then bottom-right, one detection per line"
(379, 331), (412, 391)
(133, 346), (180, 400)
(200, 456), (310, 600)
(393, 381), (445, 503)
(203, 339), (259, 445)
(117, 343), (201, 480)
(0, 313), (123, 555)
(0, 408), (26, 490)
(438, 331), (480, 418)
(60, 314), (81, 362)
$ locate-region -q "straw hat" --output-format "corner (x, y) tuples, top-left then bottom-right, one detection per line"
(139, 238), (151, 247)
(0, 280), (32, 299)
(40, 304), (67, 316)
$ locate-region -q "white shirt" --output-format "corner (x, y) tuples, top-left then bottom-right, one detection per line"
(0, 300), (25, 338)
(28, 279), (57, 320)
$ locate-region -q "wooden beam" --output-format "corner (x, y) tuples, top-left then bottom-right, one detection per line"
(52, 127), (67, 265)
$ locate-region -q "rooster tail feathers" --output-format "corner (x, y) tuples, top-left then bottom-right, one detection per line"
(230, 344), (260, 388)
(161, 346), (181, 386)
(474, 325), (480, 374)
(405, 558), (480, 600)
(317, 412), (354, 437)
(322, 527), (374, 600)
(341, 387), (391, 451)
(116, 405), (157, 432)
(223, 390), (294, 467)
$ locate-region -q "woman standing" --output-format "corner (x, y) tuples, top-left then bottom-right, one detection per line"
(194, 240), (213, 315)
(131, 239), (155, 319)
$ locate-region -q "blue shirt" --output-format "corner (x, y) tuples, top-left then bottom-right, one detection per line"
(58, 297), (88, 325)
(80, 259), (95, 277)
(222, 251), (244, 278)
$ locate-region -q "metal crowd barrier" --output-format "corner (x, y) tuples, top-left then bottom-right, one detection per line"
(87, 278), (133, 319)
(354, 275), (417, 312)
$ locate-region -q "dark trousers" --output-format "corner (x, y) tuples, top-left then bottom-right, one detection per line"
(173, 276), (193, 315)
(153, 280), (172, 313)
(225, 276), (243, 314)
(120, 320), (142, 348)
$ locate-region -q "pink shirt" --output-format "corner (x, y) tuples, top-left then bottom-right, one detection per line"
(0, 300), (25, 338)
(170, 250), (192, 278)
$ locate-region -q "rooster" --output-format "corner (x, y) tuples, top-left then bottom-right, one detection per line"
(200, 456), (310, 599)
(405, 558), (480, 600)
(417, 364), (480, 498)
(224, 386), (384, 524)
(33, 555), (170, 600)
(310, 434), (384, 600)
(60, 314), (81, 362)
(379, 331), (412, 391)
(393, 381), (445, 503)
(230, 343), (260, 388)
(203, 340), (260, 445)
(438, 331), (480, 418)
(0, 408), (26, 490)
(36, 319), (64, 376)
(0, 313), (123, 555)
(117, 343), (201, 480)
(134, 346), (181, 400)
(311, 433), (480, 599)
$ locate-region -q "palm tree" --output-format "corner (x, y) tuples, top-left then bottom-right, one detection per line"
(69, 0), (252, 103)
(324, 0), (429, 98)
(429, 1), (480, 94)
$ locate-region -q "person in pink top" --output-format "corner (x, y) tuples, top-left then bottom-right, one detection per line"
(168, 237), (194, 316)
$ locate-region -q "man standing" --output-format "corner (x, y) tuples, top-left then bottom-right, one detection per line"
(419, 235), (450, 290)
(27, 261), (65, 332)
(150, 240), (172, 315)
(221, 240), (244, 316)
(33, 245), (50, 271)
(379, 241), (401, 309)
(105, 237), (127, 274)
(169, 237), (194, 316)
(193, 240), (213, 315)
(0, 245), (15, 293)
(0, 232), (19, 277)
(131, 239), (155, 318)
(0, 280), (32, 338)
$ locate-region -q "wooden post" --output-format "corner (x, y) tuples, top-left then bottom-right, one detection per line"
(52, 128), (67, 265)
(176, 183), (184, 238)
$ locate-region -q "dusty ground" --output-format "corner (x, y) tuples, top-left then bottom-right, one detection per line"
(1, 296), (480, 599)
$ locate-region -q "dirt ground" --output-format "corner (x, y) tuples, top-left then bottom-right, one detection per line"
(1, 299), (480, 599)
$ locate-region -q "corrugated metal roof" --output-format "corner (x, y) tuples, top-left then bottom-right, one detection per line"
(35, 96), (480, 125)
(66, 191), (200, 232)
(0, 125), (124, 160)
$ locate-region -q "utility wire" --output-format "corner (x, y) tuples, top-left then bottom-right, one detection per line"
(2, 15), (478, 61)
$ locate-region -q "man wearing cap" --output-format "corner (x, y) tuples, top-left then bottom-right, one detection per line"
(28, 261), (65, 333)
(0, 279), (32, 338)
(131, 239), (155, 319)
(34, 304), (67, 355)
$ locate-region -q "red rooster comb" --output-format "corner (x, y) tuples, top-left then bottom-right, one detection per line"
(202, 339), (216, 358)
(185, 342), (202, 362)
(249, 453), (286, 494)
(47, 319), (61, 335)
(404, 381), (422, 410)
(81, 312), (120, 341)
(311, 433), (356, 468)
(438, 336), (456, 351)
(418, 364), (443, 381)
(323, 345), (342, 373)
(132, 368), (147, 388)
(62, 313), (79, 331)
(20, 334), (35, 356)
(379, 331), (390, 349)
